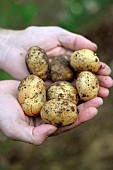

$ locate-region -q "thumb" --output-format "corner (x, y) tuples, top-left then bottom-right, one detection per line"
(32, 124), (57, 145)
(58, 30), (97, 51)
(7, 123), (57, 145)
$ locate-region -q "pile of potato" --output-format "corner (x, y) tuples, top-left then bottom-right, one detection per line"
(17, 46), (101, 127)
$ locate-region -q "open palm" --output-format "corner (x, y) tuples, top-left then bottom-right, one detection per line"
(2, 26), (97, 80)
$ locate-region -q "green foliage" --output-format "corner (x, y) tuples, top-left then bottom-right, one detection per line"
(0, 70), (13, 80)
(60, 0), (113, 32)
(0, 0), (39, 79)
(0, 0), (38, 29)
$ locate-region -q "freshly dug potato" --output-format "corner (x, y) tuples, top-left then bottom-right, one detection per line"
(47, 81), (79, 105)
(26, 46), (50, 80)
(51, 54), (74, 82)
(70, 49), (101, 73)
(17, 75), (46, 116)
(40, 99), (78, 127)
(76, 71), (99, 101)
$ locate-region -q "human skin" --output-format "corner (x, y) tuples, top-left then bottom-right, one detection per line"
(0, 26), (97, 80)
(0, 26), (112, 145)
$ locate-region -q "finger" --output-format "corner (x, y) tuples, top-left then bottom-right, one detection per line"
(98, 86), (109, 98)
(45, 80), (53, 90)
(78, 97), (103, 111)
(74, 107), (98, 126)
(97, 62), (111, 76)
(58, 30), (97, 51)
(54, 107), (97, 135)
(34, 116), (45, 126)
(7, 122), (57, 145)
(97, 75), (113, 88)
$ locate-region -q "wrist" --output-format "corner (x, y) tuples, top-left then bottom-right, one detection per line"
(0, 29), (15, 70)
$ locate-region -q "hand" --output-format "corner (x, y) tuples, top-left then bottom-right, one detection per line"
(0, 62), (112, 145)
(49, 61), (113, 135)
(1, 26), (97, 80)
(0, 80), (57, 145)
(0, 80), (100, 145)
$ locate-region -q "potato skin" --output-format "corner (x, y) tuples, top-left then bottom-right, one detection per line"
(26, 46), (50, 80)
(51, 54), (74, 82)
(17, 75), (46, 116)
(40, 99), (78, 127)
(47, 81), (79, 105)
(70, 49), (101, 73)
(76, 71), (99, 101)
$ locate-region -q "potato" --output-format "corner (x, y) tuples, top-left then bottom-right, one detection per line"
(17, 75), (46, 116)
(40, 99), (78, 127)
(26, 46), (50, 80)
(70, 49), (101, 73)
(47, 81), (79, 105)
(51, 54), (74, 82)
(76, 71), (99, 101)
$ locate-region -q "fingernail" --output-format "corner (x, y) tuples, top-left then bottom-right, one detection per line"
(93, 43), (98, 50)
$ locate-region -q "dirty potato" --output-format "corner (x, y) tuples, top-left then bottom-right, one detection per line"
(40, 99), (78, 127)
(76, 71), (99, 101)
(51, 54), (74, 82)
(26, 46), (50, 80)
(70, 49), (101, 73)
(17, 75), (46, 116)
(47, 81), (79, 105)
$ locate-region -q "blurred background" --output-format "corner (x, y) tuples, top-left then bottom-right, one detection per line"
(0, 0), (113, 169)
